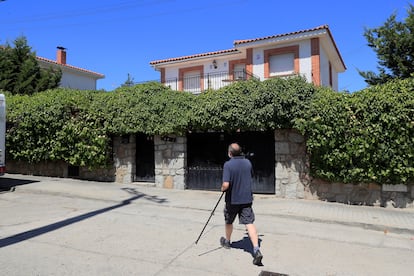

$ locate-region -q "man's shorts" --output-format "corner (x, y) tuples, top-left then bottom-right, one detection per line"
(223, 203), (255, 225)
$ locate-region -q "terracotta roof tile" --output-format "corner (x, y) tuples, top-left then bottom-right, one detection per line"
(150, 25), (345, 70)
(36, 56), (105, 78)
(233, 24), (345, 70)
(233, 25), (330, 45)
(150, 48), (239, 65)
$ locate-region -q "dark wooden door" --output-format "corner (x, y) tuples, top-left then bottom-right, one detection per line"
(134, 133), (155, 182)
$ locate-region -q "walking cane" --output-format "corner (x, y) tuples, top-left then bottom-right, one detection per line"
(195, 191), (225, 244)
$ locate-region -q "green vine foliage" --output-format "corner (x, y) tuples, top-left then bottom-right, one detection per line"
(295, 78), (414, 184)
(6, 77), (314, 168)
(190, 76), (317, 131)
(6, 89), (109, 168)
(6, 76), (413, 185)
(102, 82), (194, 135)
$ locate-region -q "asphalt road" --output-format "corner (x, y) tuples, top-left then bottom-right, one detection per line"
(0, 174), (413, 276)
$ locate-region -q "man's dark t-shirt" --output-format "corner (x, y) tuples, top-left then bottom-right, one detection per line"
(222, 156), (253, 205)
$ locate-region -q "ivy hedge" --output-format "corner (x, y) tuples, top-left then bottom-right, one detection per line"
(295, 78), (414, 184)
(4, 76), (414, 184)
(6, 89), (109, 167)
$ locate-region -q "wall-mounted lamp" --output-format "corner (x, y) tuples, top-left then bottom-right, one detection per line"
(212, 60), (218, 69)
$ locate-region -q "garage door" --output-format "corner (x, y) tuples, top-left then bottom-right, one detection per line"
(186, 131), (275, 194)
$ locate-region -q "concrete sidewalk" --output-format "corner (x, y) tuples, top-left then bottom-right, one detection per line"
(6, 173), (414, 236)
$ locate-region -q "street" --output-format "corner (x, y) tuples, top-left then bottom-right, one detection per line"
(0, 174), (413, 276)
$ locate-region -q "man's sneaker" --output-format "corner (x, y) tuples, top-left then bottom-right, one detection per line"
(253, 250), (263, 265)
(220, 237), (231, 249)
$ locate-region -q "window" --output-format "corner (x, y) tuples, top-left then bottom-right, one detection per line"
(264, 45), (299, 79)
(183, 70), (201, 93)
(233, 64), (246, 80)
(179, 65), (204, 93)
(269, 53), (295, 76)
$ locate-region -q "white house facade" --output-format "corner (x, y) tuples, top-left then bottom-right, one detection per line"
(37, 47), (105, 90)
(150, 25), (346, 93)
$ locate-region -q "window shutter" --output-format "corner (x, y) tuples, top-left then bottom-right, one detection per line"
(269, 53), (294, 76)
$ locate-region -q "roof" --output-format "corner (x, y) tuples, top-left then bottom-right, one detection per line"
(37, 56), (105, 79)
(234, 25), (346, 70)
(234, 25), (329, 45)
(150, 49), (240, 66)
(150, 25), (346, 70)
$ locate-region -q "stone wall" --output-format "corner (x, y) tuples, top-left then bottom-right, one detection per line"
(7, 160), (69, 178)
(6, 135), (130, 183)
(6, 159), (116, 182)
(273, 129), (414, 208)
(154, 135), (186, 189)
(7, 131), (414, 208)
(274, 129), (309, 198)
(306, 179), (414, 208)
(113, 135), (136, 184)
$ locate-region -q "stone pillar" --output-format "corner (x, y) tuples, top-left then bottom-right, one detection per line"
(154, 135), (186, 189)
(113, 135), (136, 184)
(275, 129), (309, 198)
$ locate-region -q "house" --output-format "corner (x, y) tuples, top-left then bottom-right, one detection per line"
(145, 25), (347, 195)
(37, 47), (105, 90)
(9, 26), (347, 199)
(150, 25), (346, 93)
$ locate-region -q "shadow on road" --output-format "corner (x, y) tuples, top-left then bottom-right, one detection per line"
(0, 177), (39, 192)
(121, 187), (168, 204)
(231, 234), (263, 255)
(0, 188), (168, 248)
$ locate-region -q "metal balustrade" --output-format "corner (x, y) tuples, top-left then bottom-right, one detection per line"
(158, 69), (259, 94)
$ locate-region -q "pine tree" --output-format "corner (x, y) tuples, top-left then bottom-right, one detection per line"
(358, 4), (414, 86)
(0, 36), (62, 95)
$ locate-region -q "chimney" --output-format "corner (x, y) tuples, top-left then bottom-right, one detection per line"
(56, 46), (67, 64)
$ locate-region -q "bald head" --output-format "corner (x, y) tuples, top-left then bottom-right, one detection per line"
(228, 143), (242, 157)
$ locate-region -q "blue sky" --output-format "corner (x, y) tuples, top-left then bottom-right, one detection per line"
(0, 0), (411, 92)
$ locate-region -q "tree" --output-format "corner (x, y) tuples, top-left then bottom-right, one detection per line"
(121, 73), (135, 87)
(358, 4), (414, 86)
(0, 36), (61, 95)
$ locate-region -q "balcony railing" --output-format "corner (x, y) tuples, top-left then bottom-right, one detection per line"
(163, 69), (259, 94)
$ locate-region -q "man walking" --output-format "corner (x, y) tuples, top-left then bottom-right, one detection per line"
(220, 143), (263, 265)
